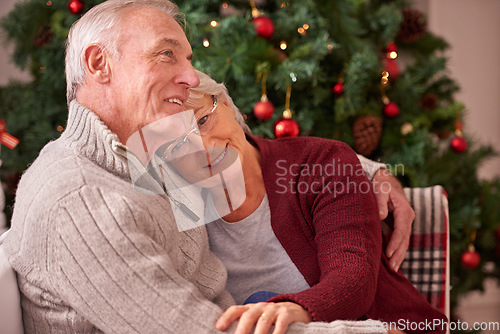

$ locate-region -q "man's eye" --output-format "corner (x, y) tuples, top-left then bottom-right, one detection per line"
(163, 50), (172, 57)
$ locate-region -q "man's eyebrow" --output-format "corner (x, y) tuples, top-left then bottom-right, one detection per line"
(152, 38), (181, 51)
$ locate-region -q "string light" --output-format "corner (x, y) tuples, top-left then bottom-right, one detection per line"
(388, 51), (398, 59)
(401, 122), (413, 135)
(203, 38), (210, 47)
(57, 126), (64, 132)
(297, 23), (309, 36)
(381, 71), (389, 85)
(280, 2), (290, 7)
(210, 20), (218, 28)
(222, 3), (228, 9)
(327, 44), (334, 50)
(46, 1), (52, 5)
(280, 41), (288, 50)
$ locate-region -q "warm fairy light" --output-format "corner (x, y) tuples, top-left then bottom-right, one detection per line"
(222, 3), (228, 9)
(303, 24), (309, 30)
(381, 71), (389, 85)
(327, 44), (334, 50)
(210, 20), (218, 28)
(46, 1), (52, 5)
(401, 122), (413, 135)
(280, 2), (290, 7)
(297, 27), (306, 35)
(203, 38), (210, 47)
(388, 51), (398, 59)
(280, 41), (288, 50)
(57, 125), (64, 132)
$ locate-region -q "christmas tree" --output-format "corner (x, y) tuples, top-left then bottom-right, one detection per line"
(1, 0), (499, 322)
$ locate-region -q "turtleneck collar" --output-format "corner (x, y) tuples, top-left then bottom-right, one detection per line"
(61, 100), (131, 180)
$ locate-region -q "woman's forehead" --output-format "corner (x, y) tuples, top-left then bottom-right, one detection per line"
(186, 93), (219, 108)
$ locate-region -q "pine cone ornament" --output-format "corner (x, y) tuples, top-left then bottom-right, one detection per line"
(420, 93), (438, 110)
(34, 25), (54, 47)
(352, 115), (383, 156)
(397, 8), (427, 43)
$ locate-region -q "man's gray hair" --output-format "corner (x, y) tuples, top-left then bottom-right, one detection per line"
(65, 0), (183, 104)
(188, 70), (252, 135)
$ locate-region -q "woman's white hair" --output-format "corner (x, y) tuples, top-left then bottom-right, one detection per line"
(65, 0), (183, 104)
(188, 70), (252, 134)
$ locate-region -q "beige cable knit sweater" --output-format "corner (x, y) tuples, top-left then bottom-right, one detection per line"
(3, 101), (386, 334)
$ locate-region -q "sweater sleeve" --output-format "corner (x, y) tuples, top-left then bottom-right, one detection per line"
(268, 142), (382, 322)
(356, 154), (386, 181)
(47, 185), (229, 334)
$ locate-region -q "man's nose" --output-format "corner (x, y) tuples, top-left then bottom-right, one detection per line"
(176, 62), (200, 88)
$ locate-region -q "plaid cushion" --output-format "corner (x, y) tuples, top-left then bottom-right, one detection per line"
(400, 186), (449, 318)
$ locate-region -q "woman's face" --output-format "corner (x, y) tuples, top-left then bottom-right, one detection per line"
(163, 94), (250, 187)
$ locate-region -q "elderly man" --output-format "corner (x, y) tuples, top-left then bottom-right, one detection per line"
(2, 0), (412, 333)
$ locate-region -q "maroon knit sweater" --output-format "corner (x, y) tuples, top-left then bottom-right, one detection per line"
(251, 136), (447, 334)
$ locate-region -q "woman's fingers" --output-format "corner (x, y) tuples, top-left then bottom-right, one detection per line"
(215, 301), (312, 334)
(253, 310), (277, 334)
(271, 311), (294, 334)
(238, 303), (278, 334)
(215, 305), (248, 331)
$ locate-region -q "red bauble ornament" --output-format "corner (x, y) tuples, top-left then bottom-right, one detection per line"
(331, 82), (344, 96)
(252, 16), (274, 39)
(450, 136), (467, 153)
(384, 58), (400, 80)
(383, 102), (400, 118)
(274, 118), (299, 138)
(385, 42), (397, 53)
(253, 99), (275, 121)
(68, 0), (84, 14)
(461, 249), (481, 269)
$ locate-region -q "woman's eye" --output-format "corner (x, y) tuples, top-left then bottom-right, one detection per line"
(197, 115), (209, 126)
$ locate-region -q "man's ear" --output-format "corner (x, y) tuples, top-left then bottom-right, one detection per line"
(83, 44), (111, 84)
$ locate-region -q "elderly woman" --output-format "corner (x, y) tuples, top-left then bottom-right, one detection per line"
(148, 70), (446, 334)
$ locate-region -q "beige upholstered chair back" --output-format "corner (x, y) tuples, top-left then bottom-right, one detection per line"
(0, 230), (24, 334)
